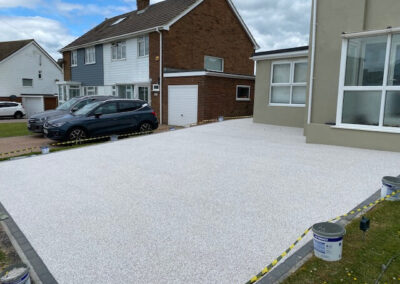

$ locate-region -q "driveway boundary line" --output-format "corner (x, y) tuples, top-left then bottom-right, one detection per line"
(0, 202), (58, 284)
(252, 189), (397, 284)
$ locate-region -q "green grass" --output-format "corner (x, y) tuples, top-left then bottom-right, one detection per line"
(0, 123), (30, 138)
(284, 201), (400, 283)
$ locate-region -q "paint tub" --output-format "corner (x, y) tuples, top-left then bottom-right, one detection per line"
(312, 222), (346, 262)
(218, 116), (224, 122)
(110, 135), (118, 142)
(381, 176), (400, 201)
(0, 264), (31, 284)
(40, 146), (49, 155)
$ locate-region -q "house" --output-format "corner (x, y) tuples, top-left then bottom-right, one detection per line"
(0, 39), (63, 117)
(253, 0), (400, 152)
(60, 0), (258, 126)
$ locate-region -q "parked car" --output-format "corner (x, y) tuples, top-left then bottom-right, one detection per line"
(0, 101), (25, 119)
(44, 99), (159, 141)
(28, 96), (113, 133)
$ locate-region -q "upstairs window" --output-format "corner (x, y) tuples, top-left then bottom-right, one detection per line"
(71, 50), (77, 67)
(270, 61), (307, 106)
(85, 47), (96, 64)
(112, 41), (126, 60)
(205, 56), (224, 72)
(138, 35), (149, 57)
(22, 78), (33, 87)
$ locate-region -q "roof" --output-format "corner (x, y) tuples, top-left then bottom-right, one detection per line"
(252, 46), (309, 60)
(63, 0), (199, 50)
(0, 39), (34, 62)
(62, 0), (259, 51)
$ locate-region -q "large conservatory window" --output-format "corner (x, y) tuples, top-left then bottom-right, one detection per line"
(338, 33), (400, 130)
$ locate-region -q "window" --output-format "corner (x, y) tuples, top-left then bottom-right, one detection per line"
(119, 101), (142, 112)
(338, 33), (400, 130)
(204, 56), (224, 72)
(138, 86), (149, 102)
(71, 50), (78, 66)
(117, 85), (134, 99)
(95, 102), (118, 115)
(73, 99), (95, 111)
(85, 47), (96, 64)
(83, 86), (98, 96)
(112, 41), (126, 60)
(38, 71), (42, 79)
(138, 35), (149, 57)
(69, 85), (81, 98)
(236, 85), (251, 101)
(22, 78), (33, 87)
(111, 17), (126, 26)
(270, 61), (307, 106)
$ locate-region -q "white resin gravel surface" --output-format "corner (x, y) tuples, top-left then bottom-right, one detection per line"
(0, 119), (399, 283)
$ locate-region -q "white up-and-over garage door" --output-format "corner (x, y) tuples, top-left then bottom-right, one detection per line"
(168, 85), (198, 126)
(22, 97), (44, 118)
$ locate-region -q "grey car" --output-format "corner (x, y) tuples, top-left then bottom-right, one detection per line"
(28, 96), (113, 133)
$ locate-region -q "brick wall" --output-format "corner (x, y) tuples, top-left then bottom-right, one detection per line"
(163, 76), (254, 123)
(63, 51), (71, 81)
(162, 0), (255, 75)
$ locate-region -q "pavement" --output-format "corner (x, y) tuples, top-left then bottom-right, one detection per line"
(0, 119), (399, 283)
(0, 119), (27, 123)
(0, 135), (51, 155)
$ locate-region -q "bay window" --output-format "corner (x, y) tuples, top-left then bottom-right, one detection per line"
(338, 33), (400, 130)
(270, 61), (307, 106)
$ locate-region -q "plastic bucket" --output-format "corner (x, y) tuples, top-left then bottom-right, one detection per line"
(40, 146), (49, 155)
(312, 222), (346, 262)
(218, 116), (224, 122)
(381, 176), (400, 201)
(110, 135), (118, 142)
(0, 264), (30, 284)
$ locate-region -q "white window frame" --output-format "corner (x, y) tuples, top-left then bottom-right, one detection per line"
(204, 56), (224, 72)
(83, 86), (98, 96)
(22, 78), (33, 87)
(137, 35), (149, 57)
(336, 33), (400, 133)
(111, 41), (126, 61)
(269, 60), (307, 107)
(236, 85), (251, 101)
(85, 47), (96, 64)
(71, 50), (78, 67)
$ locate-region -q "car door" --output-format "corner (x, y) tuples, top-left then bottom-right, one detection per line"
(5, 103), (17, 116)
(86, 102), (120, 136)
(117, 101), (143, 132)
(0, 103), (5, 116)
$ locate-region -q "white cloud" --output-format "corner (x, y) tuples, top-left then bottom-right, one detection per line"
(0, 16), (76, 59)
(54, 1), (134, 17)
(0, 0), (41, 9)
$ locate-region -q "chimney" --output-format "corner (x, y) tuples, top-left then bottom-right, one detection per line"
(137, 0), (150, 10)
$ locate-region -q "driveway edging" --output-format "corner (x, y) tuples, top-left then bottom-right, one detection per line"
(0, 202), (57, 284)
(257, 189), (381, 284)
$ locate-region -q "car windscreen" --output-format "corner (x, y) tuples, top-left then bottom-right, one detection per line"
(56, 97), (80, 111)
(74, 101), (103, 115)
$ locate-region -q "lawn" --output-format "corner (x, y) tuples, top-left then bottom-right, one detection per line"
(284, 201), (400, 283)
(0, 123), (30, 138)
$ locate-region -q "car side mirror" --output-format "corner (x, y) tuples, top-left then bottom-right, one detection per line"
(71, 107), (79, 112)
(94, 112), (102, 118)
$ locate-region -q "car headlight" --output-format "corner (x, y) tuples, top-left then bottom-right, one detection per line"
(40, 117), (46, 122)
(51, 122), (66, 127)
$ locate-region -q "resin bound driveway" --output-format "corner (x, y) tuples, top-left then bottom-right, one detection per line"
(0, 119), (399, 283)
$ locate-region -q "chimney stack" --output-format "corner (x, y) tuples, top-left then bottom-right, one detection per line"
(137, 0), (150, 10)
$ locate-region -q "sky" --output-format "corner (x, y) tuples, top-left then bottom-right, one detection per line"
(0, 0), (311, 59)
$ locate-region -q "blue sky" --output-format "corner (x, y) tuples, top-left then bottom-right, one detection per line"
(0, 0), (311, 59)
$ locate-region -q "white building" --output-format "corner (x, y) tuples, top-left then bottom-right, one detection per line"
(0, 39), (63, 117)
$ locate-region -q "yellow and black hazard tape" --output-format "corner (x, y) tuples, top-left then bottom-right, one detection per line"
(0, 146), (42, 157)
(245, 189), (400, 284)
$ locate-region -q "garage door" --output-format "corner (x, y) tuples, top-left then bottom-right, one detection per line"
(168, 85), (198, 126)
(22, 97), (44, 118)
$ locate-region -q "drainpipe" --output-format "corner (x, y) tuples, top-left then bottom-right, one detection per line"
(307, 0), (317, 125)
(156, 28), (163, 124)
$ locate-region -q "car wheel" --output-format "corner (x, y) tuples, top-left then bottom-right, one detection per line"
(14, 112), (23, 119)
(68, 128), (87, 141)
(139, 122), (153, 132)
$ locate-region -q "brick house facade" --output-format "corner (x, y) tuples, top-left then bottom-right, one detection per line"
(61, 0), (258, 126)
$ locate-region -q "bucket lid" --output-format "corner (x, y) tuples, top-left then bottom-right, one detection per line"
(382, 176), (400, 187)
(0, 263), (29, 282)
(312, 222), (345, 238)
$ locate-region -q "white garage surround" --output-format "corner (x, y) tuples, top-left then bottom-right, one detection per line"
(168, 85), (198, 126)
(0, 119), (399, 283)
(22, 96), (44, 118)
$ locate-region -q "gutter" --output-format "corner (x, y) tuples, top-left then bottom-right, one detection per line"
(307, 0), (317, 125)
(156, 28), (163, 125)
